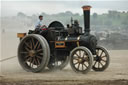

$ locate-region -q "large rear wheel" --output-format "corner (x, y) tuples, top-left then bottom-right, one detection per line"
(70, 46), (93, 74)
(18, 34), (50, 73)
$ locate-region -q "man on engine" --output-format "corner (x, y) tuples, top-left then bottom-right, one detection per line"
(35, 15), (47, 30)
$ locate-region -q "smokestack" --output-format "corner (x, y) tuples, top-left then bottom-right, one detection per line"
(82, 5), (91, 34)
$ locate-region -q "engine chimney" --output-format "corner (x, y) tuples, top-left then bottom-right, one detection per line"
(82, 5), (91, 34)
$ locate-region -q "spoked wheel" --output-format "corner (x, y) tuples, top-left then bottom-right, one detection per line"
(18, 34), (50, 73)
(92, 46), (110, 71)
(47, 56), (69, 70)
(70, 46), (93, 74)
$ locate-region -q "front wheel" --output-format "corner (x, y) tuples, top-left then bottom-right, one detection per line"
(70, 46), (93, 74)
(92, 46), (110, 71)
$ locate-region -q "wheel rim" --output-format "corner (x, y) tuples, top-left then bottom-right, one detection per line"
(71, 49), (91, 72)
(19, 37), (44, 69)
(93, 47), (109, 70)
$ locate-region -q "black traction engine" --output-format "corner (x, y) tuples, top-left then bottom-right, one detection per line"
(17, 6), (110, 74)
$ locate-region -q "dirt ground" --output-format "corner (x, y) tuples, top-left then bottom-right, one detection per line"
(0, 50), (128, 85)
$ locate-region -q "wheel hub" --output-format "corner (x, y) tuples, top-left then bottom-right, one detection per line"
(29, 50), (36, 57)
(78, 58), (82, 63)
(78, 58), (87, 64)
(96, 56), (101, 61)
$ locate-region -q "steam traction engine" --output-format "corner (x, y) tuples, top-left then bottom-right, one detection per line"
(17, 6), (110, 74)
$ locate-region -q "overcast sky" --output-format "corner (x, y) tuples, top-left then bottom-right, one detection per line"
(1, 0), (128, 17)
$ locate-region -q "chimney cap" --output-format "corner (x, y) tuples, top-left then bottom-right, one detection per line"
(82, 5), (91, 11)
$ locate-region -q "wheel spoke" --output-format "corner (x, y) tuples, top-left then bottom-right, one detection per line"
(31, 59), (35, 68)
(99, 62), (104, 67)
(24, 42), (31, 50)
(37, 49), (43, 52)
(39, 53), (43, 56)
(31, 38), (35, 49)
(36, 56), (42, 59)
(74, 57), (79, 60)
(79, 51), (81, 57)
(25, 47), (30, 52)
(29, 58), (33, 67)
(75, 53), (81, 58)
(34, 41), (39, 50)
(96, 49), (99, 56)
(101, 59), (106, 62)
(94, 61), (97, 66)
(82, 52), (85, 58)
(100, 50), (103, 57)
(98, 62), (100, 68)
(20, 51), (28, 54)
(34, 58), (38, 66)
(36, 58), (41, 66)
(83, 63), (88, 68)
(84, 57), (89, 62)
(77, 63), (80, 69)
(25, 57), (32, 62)
(25, 55), (29, 58)
(82, 64), (84, 70)
(101, 56), (106, 58)
(37, 43), (41, 49)
(74, 61), (78, 65)
(29, 41), (33, 50)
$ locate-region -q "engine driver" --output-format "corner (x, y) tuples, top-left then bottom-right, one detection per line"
(35, 15), (47, 31)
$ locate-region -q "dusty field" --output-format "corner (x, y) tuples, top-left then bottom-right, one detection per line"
(0, 50), (128, 85)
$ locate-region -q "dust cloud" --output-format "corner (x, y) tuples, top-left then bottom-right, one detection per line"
(0, 16), (31, 75)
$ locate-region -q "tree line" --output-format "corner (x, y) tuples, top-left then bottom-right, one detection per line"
(17, 10), (128, 32)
